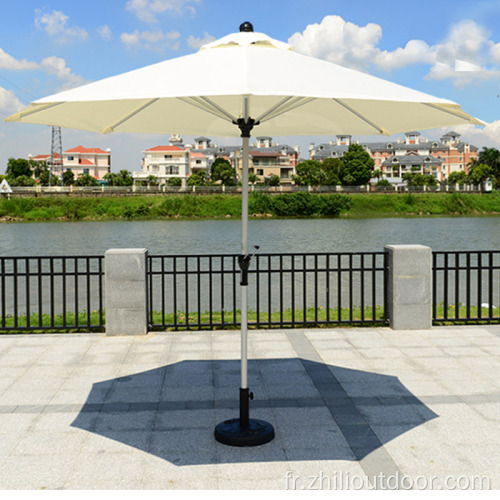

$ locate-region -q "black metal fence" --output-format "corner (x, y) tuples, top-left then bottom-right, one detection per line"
(433, 251), (500, 323)
(0, 256), (104, 331)
(147, 252), (388, 330)
(1, 250), (499, 333)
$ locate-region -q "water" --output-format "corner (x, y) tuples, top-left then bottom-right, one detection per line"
(0, 217), (499, 256)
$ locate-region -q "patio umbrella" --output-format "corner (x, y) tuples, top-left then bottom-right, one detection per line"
(6, 22), (483, 446)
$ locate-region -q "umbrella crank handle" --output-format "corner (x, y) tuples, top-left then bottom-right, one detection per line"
(238, 246), (260, 286)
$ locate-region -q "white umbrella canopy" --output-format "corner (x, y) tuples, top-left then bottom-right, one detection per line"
(7, 26), (482, 135)
(6, 22), (484, 447)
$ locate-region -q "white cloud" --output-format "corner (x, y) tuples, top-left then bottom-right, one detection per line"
(125, 0), (200, 23)
(97, 25), (112, 41)
(121, 29), (181, 51)
(436, 121), (500, 150)
(290, 16), (500, 88)
(0, 48), (39, 71)
(426, 20), (500, 87)
(40, 56), (87, 90)
(289, 15), (382, 70)
(0, 86), (24, 114)
(186, 32), (215, 50)
(34, 9), (88, 43)
(375, 40), (434, 71)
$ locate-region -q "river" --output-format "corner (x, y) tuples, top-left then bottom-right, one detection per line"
(0, 217), (499, 256)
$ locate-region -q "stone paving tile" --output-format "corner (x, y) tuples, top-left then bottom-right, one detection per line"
(0, 325), (498, 490)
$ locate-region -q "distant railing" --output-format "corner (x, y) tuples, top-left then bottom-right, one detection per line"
(0, 256), (104, 331)
(433, 251), (500, 323)
(146, 252), (388, 330)
(5, 183), (492, 197)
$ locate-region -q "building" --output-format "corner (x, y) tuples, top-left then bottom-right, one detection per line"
(310, 131), (478, 183)
(234, 136), (299, 184)
(133, 135), (191, 185)
(30, 146), (111, 180)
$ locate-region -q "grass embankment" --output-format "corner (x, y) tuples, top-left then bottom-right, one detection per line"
(0, 191), (499, 222)
(1, 304), (497, 333)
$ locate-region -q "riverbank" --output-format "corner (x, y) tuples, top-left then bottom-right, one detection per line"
(0, 191), (499, 222)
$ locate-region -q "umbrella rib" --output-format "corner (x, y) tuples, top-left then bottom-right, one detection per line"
(254, 96), (295, 122)
(177, 97), (235, 123)
(422, 102), (475, 122)
(199, 96), (238, 122)
(257, 97), (316, 123)
(102, 98), (159, 133)
(333, 98), (389, 135)
(11, 102), (64, 121)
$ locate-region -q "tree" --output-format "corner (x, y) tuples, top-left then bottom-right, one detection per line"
(75, 173), (99, 186)
(248, 173), (260, 184)
(468, 163), (493, 185)
(103, 170), (134, 186)
(6, 158), (32, 179)
(187, 171), (209, 186)
(62, 170), (75, 186)
(447, 171), (468, 186)
(8, 175), (36, 186)
(167, 177), (182, 186)
(38, 170), (61, 186)
(477, 147), (500, 184)
(321, 158), (343, 185)
(32, 161), (48, 180)
(292, 160), (325, 186)
(211, 158), (236, 185)
(267, 174), (280, 186)
(340, 144), (374, 185)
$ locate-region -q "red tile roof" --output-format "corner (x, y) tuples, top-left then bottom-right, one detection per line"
(64, 146), (109, 154)
(145, 145), (185, 152)
(79, 158), (95, 165)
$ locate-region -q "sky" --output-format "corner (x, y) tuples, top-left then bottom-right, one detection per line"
(1, 0), (500, 174)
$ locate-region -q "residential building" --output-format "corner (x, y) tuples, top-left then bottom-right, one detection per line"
(133, 142), (191, 185)
(234, 136), (300, 183)
(30, 146), (111, 180)
(310, 131), (478, 183)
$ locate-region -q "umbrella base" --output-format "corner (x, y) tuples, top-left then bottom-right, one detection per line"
(214, 418), (275, 446)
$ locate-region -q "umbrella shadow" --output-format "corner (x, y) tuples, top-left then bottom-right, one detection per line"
(71, 358), (438, 465)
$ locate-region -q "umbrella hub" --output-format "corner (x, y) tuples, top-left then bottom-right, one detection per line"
(233, 117), (260, 138)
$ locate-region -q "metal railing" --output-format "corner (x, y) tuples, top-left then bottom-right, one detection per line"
(0, 256), (104, 331)
(433, 251), (500, 323)
(147, 252), (388, 330)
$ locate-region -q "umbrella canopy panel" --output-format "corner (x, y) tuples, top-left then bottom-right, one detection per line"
(7, 31), (483, 137)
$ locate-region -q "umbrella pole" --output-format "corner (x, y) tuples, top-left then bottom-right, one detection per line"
(214, 107), (274, 446)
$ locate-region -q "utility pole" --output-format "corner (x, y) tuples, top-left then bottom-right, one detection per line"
(50, 126), (63, 186)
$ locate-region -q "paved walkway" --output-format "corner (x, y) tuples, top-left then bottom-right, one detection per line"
(0, 325), (499, 490)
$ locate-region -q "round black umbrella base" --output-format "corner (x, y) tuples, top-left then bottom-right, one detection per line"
(214, 418), (275, 446)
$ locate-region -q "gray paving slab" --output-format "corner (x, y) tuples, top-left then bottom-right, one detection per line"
(0, 324), (498, 490)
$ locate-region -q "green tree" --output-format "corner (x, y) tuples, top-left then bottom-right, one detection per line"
(477, 147), (500, 184)
(62, 170), (75, 186)
(292, 160), (325, 186)
(188, 171), (209, 186)
(447, 171), (468, 185)
(75, 173), (99, 186)
(248, 173), (260, 184)
(340, 144), (374, 185)
(267, 174), (280, 186)
(167, 177), (182, 186)
(6, 158), (32, 179)
(8, 175), (36, 186)
(321, 158), (343, 185)
(32, 161), (48, 180)
(211, 158), (236, 185)
(38, 170), (61, 186)
(468, 163), (493, 185)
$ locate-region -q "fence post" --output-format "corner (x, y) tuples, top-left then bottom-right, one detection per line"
(105, 248), (148, 336)
(385, 244), (432, 330)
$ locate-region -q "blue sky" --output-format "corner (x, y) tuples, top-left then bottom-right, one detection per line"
(1, 0), (500, 173)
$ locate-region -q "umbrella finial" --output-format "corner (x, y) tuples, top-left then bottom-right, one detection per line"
(239, 22), (254, 32)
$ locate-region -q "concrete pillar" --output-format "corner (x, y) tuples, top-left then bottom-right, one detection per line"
(105, 248), (148, 336)
(385, 244), (432, 330)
